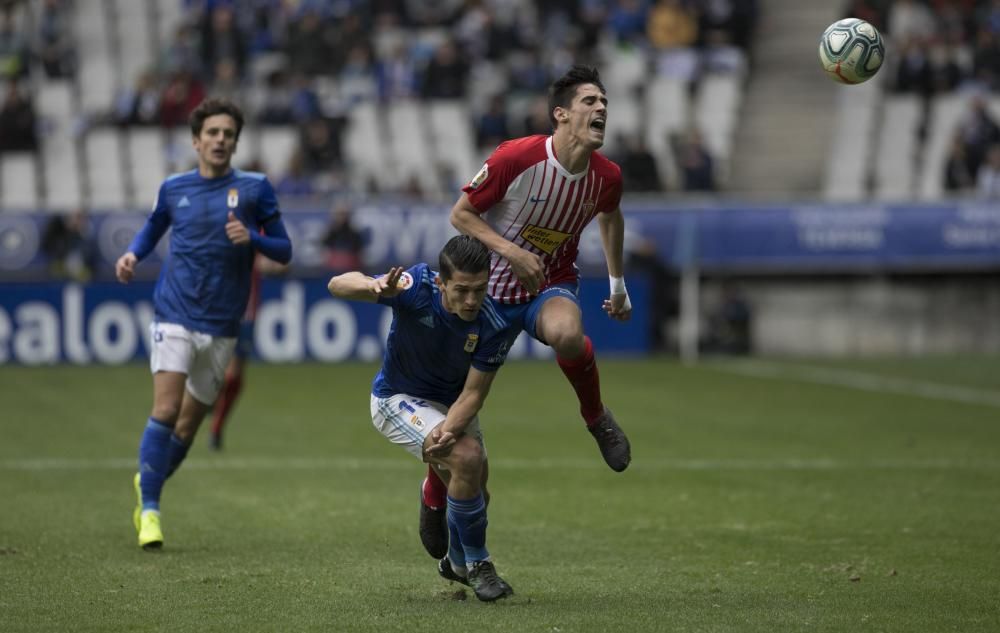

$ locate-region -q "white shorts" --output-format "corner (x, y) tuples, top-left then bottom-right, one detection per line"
(149, 322), (237, 405)
(370, 393), (485, 461)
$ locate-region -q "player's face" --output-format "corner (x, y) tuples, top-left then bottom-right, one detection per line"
(193, 114), (239, 175)
(558, 83), (608, 149)
(437, 270), (490, 322)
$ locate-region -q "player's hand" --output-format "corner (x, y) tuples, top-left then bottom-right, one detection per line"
(371, 266), (405, 298)
(506, 246), (544, 295)
(423, 427), (457, 461)
(602, 292), (632, 321)
(115, 252), (137, 284)
(225, 211), (250, 245)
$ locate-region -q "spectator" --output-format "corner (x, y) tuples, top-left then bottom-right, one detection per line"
(321, 200), (365, 273)
(0, 6), (29, 79)
(375, 42), (419, 101)
(608, 0), (650, 45)
(647, 0), (700, 82)
(285, 8), (336, 77)
(421, 39), (469, 99)
(112, 70), (161, 126)
(41, 209), (98, 282)
(626, 237), (678, 354)
(976, 143), (1000, 198)
(703, 281), (753, 355)
(34, 0), (75, 78)
(0, 81), (37, 151)
(257, 70), (294, 124)
(620, 133), (662, 192)
(944, 134), (976, 192)
(200, 4), (247, 81)
(299, 117), (343, 175)
(475, 94), (510, 150)
(274, 148), (316, 197)
(674, 128), (715, 192)
(957, 96), (1000, 176)
(159, 71), (206, 127)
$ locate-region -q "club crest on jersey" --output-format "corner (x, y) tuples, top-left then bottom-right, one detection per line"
(519, 224), (573, 255)
(397, 272), (414, 289)
(469, 164), (489, 189)
(227, 188), (239, 209)
(464, 333), (479, 353)
(581, 199), (597, 214)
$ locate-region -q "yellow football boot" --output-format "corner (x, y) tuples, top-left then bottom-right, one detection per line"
(132, 473), (141, 532)
(138, 511), (163, 550)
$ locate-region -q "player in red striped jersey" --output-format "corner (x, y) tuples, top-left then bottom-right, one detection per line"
(417, 65), (633, 558)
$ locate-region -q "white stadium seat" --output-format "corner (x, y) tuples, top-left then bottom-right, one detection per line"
(85, 129), (127, 210)
(1, 153), (40, 209)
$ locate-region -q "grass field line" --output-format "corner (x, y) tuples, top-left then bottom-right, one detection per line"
(3, 456), (999, 471)
(710, 360), (1000, 408)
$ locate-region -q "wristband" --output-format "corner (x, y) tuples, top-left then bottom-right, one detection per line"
(609, 275), (626, 295)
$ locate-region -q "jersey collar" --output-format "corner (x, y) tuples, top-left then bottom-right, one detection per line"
(546, 136), (589, 182)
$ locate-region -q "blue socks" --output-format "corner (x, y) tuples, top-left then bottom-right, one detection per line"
(166, 434), (190, 478)
(447, 493), (489, 566)
(138, 418), (193, 512)
(138, 418), (172, 512)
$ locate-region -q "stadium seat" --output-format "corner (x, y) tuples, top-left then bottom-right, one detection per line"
(344, 101), (388, 191)
(386, 99), (438, 193)
(874, 94), (922, 200)
(111, 0), (153, 90)
(644, 77), (689, 189)
(916, 94), (1000, 200)
(823, 74), (882, 201)
(85, 129), (127, 210)
(694, 75), (742, 161)
(694, 75), (744, 185)
(1, 153), (40, 210)
(76, 0), (115, 114)
(258, 126), (298, 183)
(126, 129), (168, 209)
(426, 100), (477, 193)
(603, 85), (641, 158)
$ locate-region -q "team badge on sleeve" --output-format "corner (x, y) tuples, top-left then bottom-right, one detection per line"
(397, 272), (414, 289)
(464, 333), (479, 353)
(469, 164), (489, 189)
(227, 188), (239, 209)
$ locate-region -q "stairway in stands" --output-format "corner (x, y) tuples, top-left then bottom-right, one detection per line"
(728, 0), (843, 197)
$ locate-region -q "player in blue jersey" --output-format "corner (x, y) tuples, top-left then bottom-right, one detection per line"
(115, 98), (293, 550)
(327, 235), (515, 602)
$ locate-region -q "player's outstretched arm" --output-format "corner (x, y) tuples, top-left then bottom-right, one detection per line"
(450, 193), (544, 294)
(327, 267), (404, 302)
(424, 367), (497, 459)
(598, 207), (632, 321)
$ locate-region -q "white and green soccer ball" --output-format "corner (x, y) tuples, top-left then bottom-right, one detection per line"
(818, 18), (885, 84)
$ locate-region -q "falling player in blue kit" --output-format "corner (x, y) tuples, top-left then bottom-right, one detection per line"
(115, 98), (292, 550)
(327, 236), (515, 602)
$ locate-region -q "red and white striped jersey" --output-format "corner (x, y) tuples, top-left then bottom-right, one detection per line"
(462, 135), (623, 304)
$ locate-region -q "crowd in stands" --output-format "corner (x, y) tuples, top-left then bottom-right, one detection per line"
(847, 0), (1000, 198)
(0, 0), (758, 195)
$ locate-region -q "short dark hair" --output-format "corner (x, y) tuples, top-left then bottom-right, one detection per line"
(189, 98), (245, 140)
(439, 235), (491, 282)
(548, 65), (606, 129)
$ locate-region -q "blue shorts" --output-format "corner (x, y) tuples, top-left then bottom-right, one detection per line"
(495, 282), (580, 346)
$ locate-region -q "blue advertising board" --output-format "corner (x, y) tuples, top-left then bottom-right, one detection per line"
(2, 201), (999, 281)
(0, 277), (648, 365)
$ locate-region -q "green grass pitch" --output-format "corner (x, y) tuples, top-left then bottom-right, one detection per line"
(2, 356), (999, 632)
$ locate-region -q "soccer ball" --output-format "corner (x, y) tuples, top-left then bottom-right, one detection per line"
(818, 18), (885, 84)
